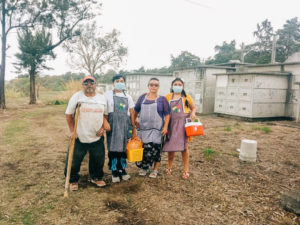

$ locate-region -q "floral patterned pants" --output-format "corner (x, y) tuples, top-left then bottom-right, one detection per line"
(136, 142), (161, 170)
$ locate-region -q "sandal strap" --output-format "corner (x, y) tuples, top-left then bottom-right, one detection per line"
(182, 172), (190, 179)
(151, 170), (158, 175)
(165, 168), (172, 175)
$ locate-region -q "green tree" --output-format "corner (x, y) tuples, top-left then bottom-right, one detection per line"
(244, 19), (274, 64)
(253, 19), (274, 52)
(135, 66), (145, 73)
(0, 0), (44, 109)
(64, 22), (128, 76)
(15, 28), (55, 104)
(206, 40), (240, 64)
(0, 0), (100, 108)
(276, 17), (300, 62)
(98, 69), (117, 84)
(170, 51), (201, 69)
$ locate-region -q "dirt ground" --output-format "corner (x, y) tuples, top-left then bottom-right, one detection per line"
(0, 99), (299, 225)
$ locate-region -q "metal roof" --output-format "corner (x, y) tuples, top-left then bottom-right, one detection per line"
(125, 72), (173, 76)
(214, 71), (291, 76)
(215, 62), (255, 66)
(173, 65), (235, 71)
(244, 62), (300, 67)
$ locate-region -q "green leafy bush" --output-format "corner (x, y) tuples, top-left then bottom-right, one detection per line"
(203, 148), (216, 160)
(261, 126), (271, 133)
(224, 126), (231, 131)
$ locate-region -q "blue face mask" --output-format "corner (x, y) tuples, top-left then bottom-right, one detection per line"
(115, 82), (125, 91)
(173, 86), (183, 93)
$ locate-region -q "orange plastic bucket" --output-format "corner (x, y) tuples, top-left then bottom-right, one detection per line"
(185, 118), (204, 136)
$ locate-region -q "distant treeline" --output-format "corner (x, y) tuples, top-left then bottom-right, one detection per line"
(6, 70), (120, 96)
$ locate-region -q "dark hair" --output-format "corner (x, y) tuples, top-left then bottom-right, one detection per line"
(148, 77), (159, 85)
(112, 74), (127, 96)
(112, 74), (126, 83)
(171, 78), (189, 108)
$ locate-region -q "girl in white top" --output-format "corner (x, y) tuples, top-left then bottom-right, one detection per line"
(104, 74), (137, 183)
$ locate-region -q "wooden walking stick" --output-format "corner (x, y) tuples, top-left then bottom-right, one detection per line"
(64, 104), (81, 198)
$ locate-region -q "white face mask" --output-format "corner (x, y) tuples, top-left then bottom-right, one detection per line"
(173, 86), (183, 93)
(115, 82), (125, 91)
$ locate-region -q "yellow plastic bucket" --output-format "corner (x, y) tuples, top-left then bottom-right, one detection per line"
(127, 148), (143, 162)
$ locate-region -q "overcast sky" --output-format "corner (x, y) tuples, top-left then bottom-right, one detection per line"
(5, 0), (300, 80)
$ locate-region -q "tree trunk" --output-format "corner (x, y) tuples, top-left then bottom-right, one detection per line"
(29, 70), (36, 104)
(37, 84), (39, 99)
(0, 0), (6, 109)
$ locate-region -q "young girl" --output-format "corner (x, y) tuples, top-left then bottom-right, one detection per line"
(163, 78), (196, 179)
(104, 74), (137, 183)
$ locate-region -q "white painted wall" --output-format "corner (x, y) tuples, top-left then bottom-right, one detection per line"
(282, 64), (300, 120)
(126, 74), (173, 101)
(214, 74), (289, 118)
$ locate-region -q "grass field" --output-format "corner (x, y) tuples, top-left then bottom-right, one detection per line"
(0, 93), (299, 225)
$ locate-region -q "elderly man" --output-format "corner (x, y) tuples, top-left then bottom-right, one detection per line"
(64, 75), (109, 191)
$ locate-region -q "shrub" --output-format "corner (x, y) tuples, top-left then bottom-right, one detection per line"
(5, 89), (23, 98)
(261, 126), (271, 133)
(6, 77), (30, 96)
(46, 99), (69, 105)
(203, 148), (216, 160)
(224, 126), (231, 131)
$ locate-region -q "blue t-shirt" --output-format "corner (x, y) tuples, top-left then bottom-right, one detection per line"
(134, 93), (170, 118)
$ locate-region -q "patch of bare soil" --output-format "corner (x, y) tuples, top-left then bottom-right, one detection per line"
(0, 106), (299, 225)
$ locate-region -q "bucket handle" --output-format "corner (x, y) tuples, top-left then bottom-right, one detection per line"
(186, 118), (200, 123)
(186, 118), (192, 123)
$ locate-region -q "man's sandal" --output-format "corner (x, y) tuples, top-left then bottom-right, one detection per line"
(91, 179), (106, 187)
(182, 172), (190, 179)
(165, 168), (172, 175)
(70, 182), (78, 191)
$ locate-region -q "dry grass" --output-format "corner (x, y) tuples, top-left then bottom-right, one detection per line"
(5, 89), (23, 98)
(0, 98), (299, 225)
(62, 80), (82, 100)
(37, 80), (82, 105)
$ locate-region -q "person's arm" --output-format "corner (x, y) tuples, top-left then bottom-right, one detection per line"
(188, 95), (196, 120)
(65, 94), (78, 138)
(161, 114), (170, 135)
(133, 95), (143, 128)
(96, 116), (110, 136)
(129, 108), (138, 139)
(133, 110), (139, 128)
(103, 116), (111, 131)
(161, 97), (170, 135)
(103, 100), (110, 131)
(66, 114), (75, 138)
(127, 96), (137, 139)
(97, 98), (110, 136)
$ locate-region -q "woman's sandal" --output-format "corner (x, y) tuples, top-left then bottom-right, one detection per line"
(149, 170), (158, 178)
(165, 168), (172, 175)
(182, 172), (190, 179)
